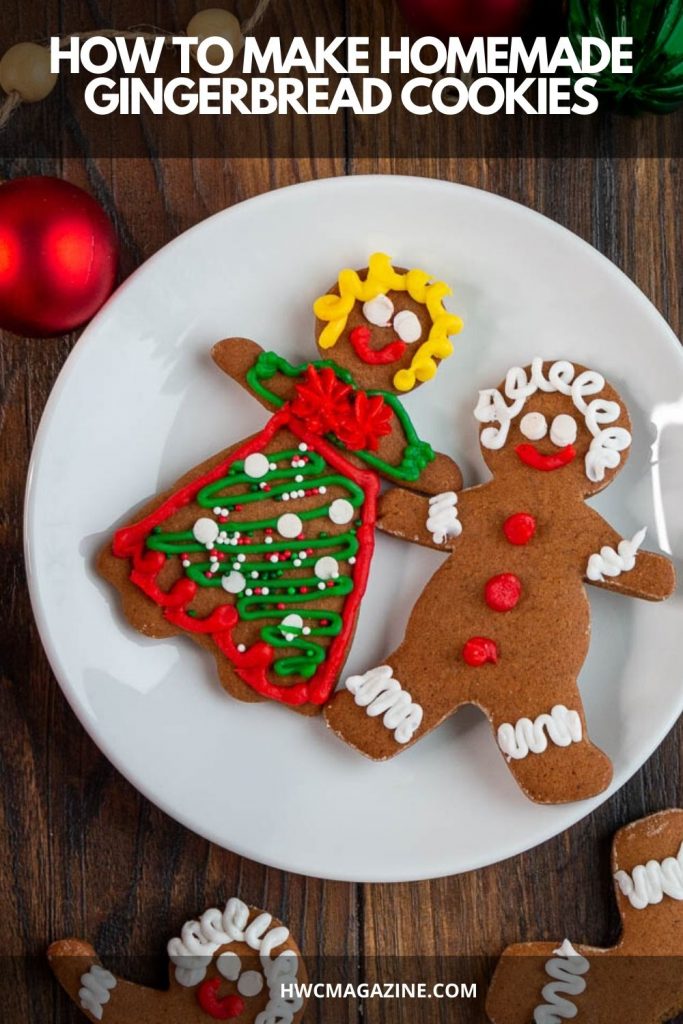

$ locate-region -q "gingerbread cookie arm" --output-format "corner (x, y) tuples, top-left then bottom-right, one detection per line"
(211, 338), (294, 411)
(581, 507), (675, 601)
(377, 485), (466, 551)
(486, 941), (593, 1024)
(48, 940), (163, 1023)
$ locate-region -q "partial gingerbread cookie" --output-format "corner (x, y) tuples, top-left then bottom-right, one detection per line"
(99, 254), (464, 715)
(49, 897), (307, 1023)
(486, 810), (683, 1023)
(324, 358), (675, 802)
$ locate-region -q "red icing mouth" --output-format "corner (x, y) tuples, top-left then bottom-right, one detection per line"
(197, 979), (245, 1020)
(515, 443), (576, 472)
(349, 325), (406, 365)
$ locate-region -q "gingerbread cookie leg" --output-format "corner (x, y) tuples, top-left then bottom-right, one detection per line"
(48, 940), (163, 1022)
(481, 677), (613, 804)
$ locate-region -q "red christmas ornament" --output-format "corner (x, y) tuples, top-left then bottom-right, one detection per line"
(398, 0), (532, 40)
(0, 176), (118, 337)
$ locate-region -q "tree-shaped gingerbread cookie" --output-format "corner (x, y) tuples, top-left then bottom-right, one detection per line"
(49, 897), (306, 1023)
(324, 358), (675, 802)
(99, 253), (463, 714)
(486, 810), (683, 1023)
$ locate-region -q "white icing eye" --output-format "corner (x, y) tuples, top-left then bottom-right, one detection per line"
(550, 414), (578, 447)
(393, 310), (422, 343)
(520, 412), (548, 441)
(216, 953), (241, 981)
(237, 971), (264, 997)
(362, 294), (393, 327)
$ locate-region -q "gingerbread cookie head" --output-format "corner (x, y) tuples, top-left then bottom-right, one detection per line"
(167, 898), (306, 1022)
(475, 358), (632, 496)
(313, 252), (463, 394)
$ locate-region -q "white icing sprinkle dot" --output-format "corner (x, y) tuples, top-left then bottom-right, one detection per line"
(232, 562), (240, 571)
(277, 513), (303, 539)
(269, 554), (279, 563)
(295, 474), (303, 483)
(237, 554), (246, 562)
(192, 517), (219, 545)
(302, 626), (311, 636)
(269, 461), (277, 470)
(237, 643), (246, 653)
(298, 442), (308, 452)
(393, 309), (422, 343)
(262, 587), (269, 595)
(221, 508), (229, 517)
(244, 452), (270, 479)
(265, 536), (273, 545)
(250, 571), (259, 579)
(221, 571), (246, 594)
(213, 506), (221, 515)
(328, 498), (354, 525)
(281, 613), (304, 642)
(317, 581), (326, 590)
(182, 559), (190, 568)
(245, 588), (253, 596)
(238, 971), (264, 998)
(363, 293), (394, 327)
(349, 556), (356, 565)
(293, 558), (302, 567)
(282, 493), (290, 502)
(315, 555), (339, 580)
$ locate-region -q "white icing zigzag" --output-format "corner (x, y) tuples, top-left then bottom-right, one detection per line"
(497, 705), (583, 761)
(426, 491), (462, 544)
(79, 965), (117, 1021)
(614, 841), (683, 909)
(345, 665), (423, 744)
(586, 527), (646, 582)
(533, 940), (590, 1024)
(473, 357), (632, 482)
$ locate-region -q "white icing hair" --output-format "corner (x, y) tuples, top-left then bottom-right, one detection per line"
(167, 897), (303, 1024)
(474, 357), (632, 482)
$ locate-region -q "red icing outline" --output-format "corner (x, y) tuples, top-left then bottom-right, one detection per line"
(349, 325), (407, 365)
(111, 407), (378, 707)
(515, 443), (576, 472)
(197, 979), (245, 1020)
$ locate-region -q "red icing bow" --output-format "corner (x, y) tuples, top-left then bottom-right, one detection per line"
(290, 366), (392, 452)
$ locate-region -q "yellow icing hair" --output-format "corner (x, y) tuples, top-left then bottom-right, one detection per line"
(312, 252), (463, 392)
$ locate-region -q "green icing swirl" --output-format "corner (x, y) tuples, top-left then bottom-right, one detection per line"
(146, 445), (364, 680)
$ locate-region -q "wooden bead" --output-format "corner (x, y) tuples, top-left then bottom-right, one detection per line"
(186, 8), (243, 66)
(0, 42), (58, 103)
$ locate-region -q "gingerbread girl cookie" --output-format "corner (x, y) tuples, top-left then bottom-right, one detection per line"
(49, 897), (307, 1023)
(486, 810), (683, 1023)
(99, 254), (463, 715)
(324, 358), (675, 803)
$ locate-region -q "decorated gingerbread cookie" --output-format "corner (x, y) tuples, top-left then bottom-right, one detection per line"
(324, 358), (675, 803)
(98, 254), (463, 714)
(49, 897), (307, 1023)
(486, 810), (683, 1023)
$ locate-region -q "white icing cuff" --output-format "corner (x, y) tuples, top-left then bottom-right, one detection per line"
(497, 705), (583, 761)
(345, 665), (423, 744)
(79, 966), (117, 1020)
(533, 941), (589, 1024)
(586, 527), (647, 582)
(426, 491), (462, 545)
(614, 841), (683, 909)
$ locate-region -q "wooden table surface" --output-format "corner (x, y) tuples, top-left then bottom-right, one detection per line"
(1, 7), (683, 1024)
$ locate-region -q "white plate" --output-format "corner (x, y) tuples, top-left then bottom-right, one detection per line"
(25, 176), (683, 882)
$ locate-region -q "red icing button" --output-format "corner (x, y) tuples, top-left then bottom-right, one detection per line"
(485, 573), (522, 612)
(197, 979), (245, 1020)
(463, 637), (499, 666)
(503, 512), (536, 546)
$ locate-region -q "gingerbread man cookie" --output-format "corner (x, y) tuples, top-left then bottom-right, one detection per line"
(486, 810), (683, 1023)
(324, 358), (675, 803)
(49, 897), (307, 1024)
(99, 254), (463, 715)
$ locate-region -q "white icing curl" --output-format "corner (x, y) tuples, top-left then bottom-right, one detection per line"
(497, 705), (582, 761)
(614, 841), (683, 909)
(345, 665), (423, 744)
(586, 527), (646, 582)
(79, 965), (117, 1021)
(167, 897), (303, 1024)
(473, 358), (631, 482)
(533, 940), (590, 1024)
(426, 491), (462, 544)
